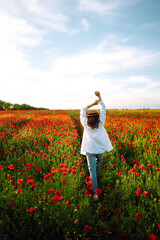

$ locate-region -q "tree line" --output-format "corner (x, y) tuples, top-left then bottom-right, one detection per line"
(0, 100), (49, 110)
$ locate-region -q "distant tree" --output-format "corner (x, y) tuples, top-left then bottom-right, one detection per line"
(0, 99), (49, 110)
(12, 104), (20, 110)
(0, 100), (4, 110)
(3, 102), (12, 110)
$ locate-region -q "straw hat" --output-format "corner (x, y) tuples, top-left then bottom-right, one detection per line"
(87, 109), (99, 117)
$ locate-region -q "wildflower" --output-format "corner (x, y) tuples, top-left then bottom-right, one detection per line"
(8, 176), (14, 181)
(46, 189), (54, 194)
(42, 153), (47, 159)
(84, 190), (91, 197)
(136, 188), (142, 196)
(135, 212), (143, 220)
(87, 183), (93, 190)
(104, 163), (108, 168)
(139, 165), (147, 171)
(28, 207), (36, 213)
(104, 230), (109, 235)
(65, 201), (69, 205)
(148, 164), (154, 167)
(80, 172), (84, 176)
(143, 191), (149, 197)
(118, 171), (123, 176)
(115, 208), (119, 213)
(85, 176), (91, 183)
(52, 195), (59, 203)
(16, 188), (22, 194)
(83, 224), (92, 233)
(28, 179), (36, 187)
(18, 179), (24, 185)
(71, 166), (77, 173)
(0, 165), (3, 170)
(149, 233), (158, 240)
(8, 164), (14, 170)
(61, 178), (66, 183)
(51, 167), (56, 173)
(157, 223), (160, 228)
(9, 202), (14, 207)
(95, 189), (102, 196)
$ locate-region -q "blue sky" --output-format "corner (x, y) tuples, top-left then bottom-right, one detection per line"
(0, 0), (160, 109)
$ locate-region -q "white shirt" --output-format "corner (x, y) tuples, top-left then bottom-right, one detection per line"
(80, 99), (113, 155)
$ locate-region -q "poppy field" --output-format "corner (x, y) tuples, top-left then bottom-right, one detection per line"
(0, 109), (160, 240)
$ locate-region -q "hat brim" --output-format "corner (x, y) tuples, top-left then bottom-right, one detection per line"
(87, 110), (99, 117)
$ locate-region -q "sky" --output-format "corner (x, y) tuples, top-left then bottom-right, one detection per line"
(0, 0), (160, 109)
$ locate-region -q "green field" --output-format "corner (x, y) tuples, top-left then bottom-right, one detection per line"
(0, 109), (160, 240)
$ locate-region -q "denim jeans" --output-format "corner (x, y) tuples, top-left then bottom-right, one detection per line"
(86, 152), (104, 192)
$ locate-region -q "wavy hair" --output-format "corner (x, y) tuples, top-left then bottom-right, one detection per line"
(87, 114), (100, 129)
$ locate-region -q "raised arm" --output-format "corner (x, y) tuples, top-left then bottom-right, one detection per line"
(95, 91), (106, 125)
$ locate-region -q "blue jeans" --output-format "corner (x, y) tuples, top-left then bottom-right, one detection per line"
(86, 153), (104, 192)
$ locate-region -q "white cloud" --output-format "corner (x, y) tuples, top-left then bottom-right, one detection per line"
(122, 75), (152, 84)
(79, 0), (117, 13)
(78, 0), (136, 14)
(0, 13), (43, 47)
(0, 0), (71, 34)
(49, 39), (160, 79)
(81, 18), (90, 31)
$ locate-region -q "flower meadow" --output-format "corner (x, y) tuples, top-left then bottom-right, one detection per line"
(0, 109), (160, 240)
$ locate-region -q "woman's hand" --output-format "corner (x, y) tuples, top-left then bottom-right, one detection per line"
(95, 91), (101, 100)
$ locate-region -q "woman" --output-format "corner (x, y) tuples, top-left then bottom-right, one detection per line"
(80, 91), (113, 201)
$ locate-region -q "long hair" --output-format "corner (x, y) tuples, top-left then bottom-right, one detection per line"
(87, 114), (100, 129)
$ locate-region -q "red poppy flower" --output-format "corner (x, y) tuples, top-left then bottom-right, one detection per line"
(143, 191), (149, 197)
(115, 208), (119, 213)
(95, 189), (102, 196)
(83, 224), (92, 233)
(80, 172), (84, 176)
(9, 202), (14, 207)
(136, 188), (142, 196)
(28, 207), (36, 213)
(104, 230), (109, 235)
(61, 178), (66, 183)
(135, 212), (143, 220)
(149, 233), (158, 240)
(85, 176), (91, 183)
(65, 201), (69, 205)
(87, 183), (93, 190)
(148, 164), (154, 167)
(118, 171), (123, 176)
(16, 188), (22, 194)
(51, 167), (56, 173)
(8, 164), (14, 170)
(18, 179), (24, 185)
